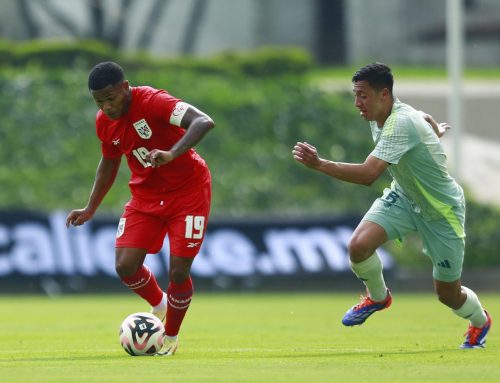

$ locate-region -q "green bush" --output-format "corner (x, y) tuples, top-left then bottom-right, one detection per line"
(0, 47), (498, 267)
(0, 39), (313, 77)
(0, 39), (15, 64)
(464, 200), (500, 267)
(8, 39), (118, 68)
(0, 66), (382, 216)
(216, 46), (313, 76)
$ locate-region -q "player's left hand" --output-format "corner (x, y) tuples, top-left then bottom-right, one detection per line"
(146, 149), (174, 168)
(437, 122), (451, 137)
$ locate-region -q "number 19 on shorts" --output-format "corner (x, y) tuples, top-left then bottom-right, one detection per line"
(185, 215), (205, 239)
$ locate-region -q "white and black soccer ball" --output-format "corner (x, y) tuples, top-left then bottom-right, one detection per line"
(119, 312), (165, 356)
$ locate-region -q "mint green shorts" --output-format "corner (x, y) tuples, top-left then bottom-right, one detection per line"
(363, 188), (466, 282)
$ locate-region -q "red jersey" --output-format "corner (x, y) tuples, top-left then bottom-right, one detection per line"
(96, 86), (210, 198)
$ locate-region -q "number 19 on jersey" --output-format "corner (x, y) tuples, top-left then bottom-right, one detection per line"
(185, 215), (205, 239)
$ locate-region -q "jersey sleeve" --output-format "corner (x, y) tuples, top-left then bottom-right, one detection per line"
(95, 117), (122, 159)
(149, 90), (182, 126)
(370, 114), (417, 164)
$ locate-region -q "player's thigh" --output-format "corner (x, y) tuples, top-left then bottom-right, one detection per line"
(167, 181), (211, 258)
(418, 212), (465, 283)
(362, 188), (417, 242)
(116, 207), (168, 255)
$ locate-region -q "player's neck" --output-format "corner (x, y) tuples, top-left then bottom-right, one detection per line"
(123, 87), (133, 114)
(376, 100), (394, 128)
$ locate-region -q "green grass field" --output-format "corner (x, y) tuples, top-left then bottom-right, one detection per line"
(0, 292), (498, 383)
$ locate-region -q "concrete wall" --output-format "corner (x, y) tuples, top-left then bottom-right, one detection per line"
(346, 0), (500, 66)
(2, 0), (500, 66)
(0, 0), (316, 57)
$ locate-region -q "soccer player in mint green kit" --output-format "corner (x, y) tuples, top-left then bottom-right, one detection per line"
(292, 62), (491, 348)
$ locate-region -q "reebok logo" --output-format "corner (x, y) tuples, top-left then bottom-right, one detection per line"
(437, 260), (451, 269)
(187, 242), (200, 248)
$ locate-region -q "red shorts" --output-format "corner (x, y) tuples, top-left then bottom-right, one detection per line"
(115, 178), (211, 257)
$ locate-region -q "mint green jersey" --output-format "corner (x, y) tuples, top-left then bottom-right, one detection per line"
(370, 99), (464, 224)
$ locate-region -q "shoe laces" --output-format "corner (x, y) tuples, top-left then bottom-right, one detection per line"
(353, 294), (375, 310)
(463, 324), (483, 344)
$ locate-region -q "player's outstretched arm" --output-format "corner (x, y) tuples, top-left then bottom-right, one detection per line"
(66, 156), (121, 227)
(293, 141), (389, 186)
(147, 105), (215, 168)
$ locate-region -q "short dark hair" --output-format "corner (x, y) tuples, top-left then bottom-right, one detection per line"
(352, 62), (393, 93)
(88, 61), (125, 91)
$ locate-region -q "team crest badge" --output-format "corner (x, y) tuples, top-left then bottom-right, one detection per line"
(133, 119), (152, 139)
(116, 218), (126, 238)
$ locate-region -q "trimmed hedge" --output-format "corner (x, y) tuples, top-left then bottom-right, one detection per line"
(0, 41), (499, 267)
(0, 39), (115, 67)
(0, 39), (313, 77)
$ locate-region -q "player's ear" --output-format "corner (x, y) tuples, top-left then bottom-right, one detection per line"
(121, 80), (130, 91)
(381, 87), (391, 100)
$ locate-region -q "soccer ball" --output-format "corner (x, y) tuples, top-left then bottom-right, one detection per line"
(119, 312), (165, 356)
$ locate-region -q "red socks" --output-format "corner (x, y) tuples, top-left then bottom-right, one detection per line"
(120, 265), (163, 307)
(121, 266), (193, 337)
(166, 277), (193, 337)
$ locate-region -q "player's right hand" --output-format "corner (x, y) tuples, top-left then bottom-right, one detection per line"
(65, 209), (93, 228)
(292, 141), (322, 169)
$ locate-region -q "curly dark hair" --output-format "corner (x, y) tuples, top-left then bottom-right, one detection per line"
(88, 61), (125, 91)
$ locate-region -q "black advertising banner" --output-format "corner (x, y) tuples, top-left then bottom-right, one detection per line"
(0, 211), (393, 293)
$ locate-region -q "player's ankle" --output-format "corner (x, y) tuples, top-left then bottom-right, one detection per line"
(166, 335), (178, 342)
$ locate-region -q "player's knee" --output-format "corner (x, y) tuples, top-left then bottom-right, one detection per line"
(348, 236), (372, 262)
(115, 261), (138, 277)
(437, 292), (453, 307)
(436, 289), (461, 308)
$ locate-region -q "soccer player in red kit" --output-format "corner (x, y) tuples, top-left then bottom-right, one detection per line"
(66, 61), (214, 356)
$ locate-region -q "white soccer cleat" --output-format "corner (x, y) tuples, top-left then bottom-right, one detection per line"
(156, 337), (178, 356)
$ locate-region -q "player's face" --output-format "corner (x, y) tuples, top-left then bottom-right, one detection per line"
(353, 81), (388, 123)
(91, 81), (131, 120)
